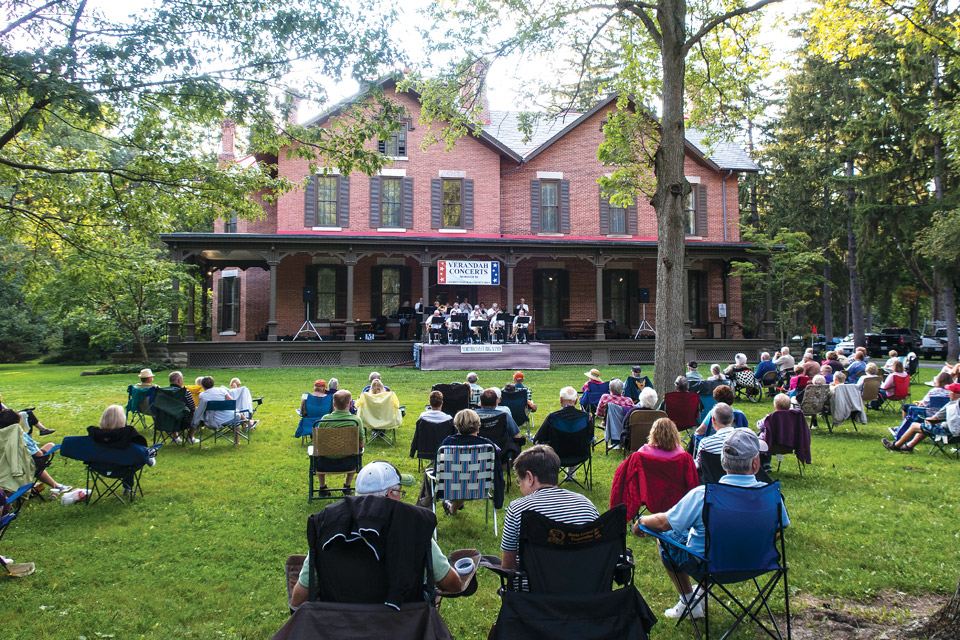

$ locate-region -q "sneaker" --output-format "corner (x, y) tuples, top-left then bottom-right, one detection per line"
(317, 486), (330, 497)
(189, 437), (200, 444)
(664, 597), (704, 619)
(882, 438), (898, 451)
(442, 500), (456, 516)
(56, 484), (73, 493)
(247, 420), (259, 431)
(38, 428), (56, 436)
(147, 458), (157, 467)
(172, 436), (183, 445)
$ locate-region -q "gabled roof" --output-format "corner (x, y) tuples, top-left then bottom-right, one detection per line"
(301, 77), (523, 163)
(491, 94), (759, 172)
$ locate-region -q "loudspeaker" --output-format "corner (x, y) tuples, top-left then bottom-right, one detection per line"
(302, 285), (315, 302)
(638, 288), (650, 303)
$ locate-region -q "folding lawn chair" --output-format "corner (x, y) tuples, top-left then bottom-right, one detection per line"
(540, 412), (593, 491)
(580, 381), (611, 430)
(478, 412), (520, 486)
(663, 391), (702, 436)
(500, 389), (535, 438)
(636, 482), (790, 640)
(307, 423), (363, 502)
(431, 383), (471, 418)
(879, 375), (911, 413)
(920, 421), (960, 460)
(624, 375), (652, 403)
(152, 386), (191, 446)
(409, 417), (456, 472)
(1, 483), (37, 577)
(197, 399), (248, 447)
(797, 384), (831, 431)
(296, 394), (334, 444)
(760, 370), (780, 398)
(60, 435), (160, 505)
(696, 380), (730, 423)
(760, 410), (810, 477)
(860, 377), (882, 412)
(356, 390), (402, 446)
(428, 443), (499, 535)
(827, 384), (867, 433)
(624, 409), (667, 455)
(125, 385), (156, 431)
(603, 404), (626, 453)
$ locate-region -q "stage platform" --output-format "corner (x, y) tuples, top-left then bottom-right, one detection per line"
(415, 342), (550, 371)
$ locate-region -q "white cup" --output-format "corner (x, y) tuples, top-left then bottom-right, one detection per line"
(454, 557), (475, 576)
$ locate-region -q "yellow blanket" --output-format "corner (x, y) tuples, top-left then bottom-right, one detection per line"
(355, 391), (402, 431)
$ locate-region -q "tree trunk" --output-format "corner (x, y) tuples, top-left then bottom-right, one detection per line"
(922, 574), (960, 638)
(134, 329), (150, 365)
(823, 262), (833, 341)
(846, 160), (866, 347)
(941, 274), (959, 361)
(910, 300), (918, 332)
(651, 0), (688, 400)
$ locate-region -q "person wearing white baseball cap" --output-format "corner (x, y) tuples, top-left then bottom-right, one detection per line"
(632, 428), (789, 620)
(290, 461), (462, 608)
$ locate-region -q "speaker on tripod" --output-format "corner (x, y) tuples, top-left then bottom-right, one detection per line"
(294, 285), (322, 340)
(634, 288), (655, 339)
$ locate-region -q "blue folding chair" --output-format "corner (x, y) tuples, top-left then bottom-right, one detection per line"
(126, 385), (156, 431)
(540, 413), (593, 491)
(296, 394), (334, 444)
(580, 381), (610, 448)
(500, 389), (535, 437)
(197, 399), (247, 447)
(1, 483), (36, 576)
(61, 436), (160, 505)
(891, 395), (949, 440)
(638, 482), (790, 640)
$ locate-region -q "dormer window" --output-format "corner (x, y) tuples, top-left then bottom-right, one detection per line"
(378, 122), (408, 158)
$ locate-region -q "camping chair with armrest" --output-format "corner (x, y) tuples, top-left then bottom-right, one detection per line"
(663, 391), (702, 437)
(906, 354), (920, 384)
(356, 391), (403, 446)
(539, 412), (594, 491)
(797, 384), (831, 431)
(860, 377), (882, 412)
(430, 383), (471, 418)
(481, 505), (657, 640)
(879, 375), (911, 413)
(478, 412), (520, 487)
(273, 497), (453, 640)
(636, 482), (790, 640)
(125, 385), (156, 431)
(197, 399), (247, 447)
(760, 370), (780, 398)
(760, 410), (811, 477)
(828, 384), (867, 433)
(789, 376), (810, 402)
(624, 376), (653, 403)
(60, 435), (160, 505)
(230, 386), (264, 439)
(612, 447), (699, 520)
(308, 423), (362, 502)
(734, 369), (762, 403)
(603, 404), (627, 454)
(1, 483), (37, 576)
(427, 443), (500, 535)
(579, 381), (611, 431)
(696, 380), (731, 423)
(893, 395), (950, 439)
(152, 386), (191, 446)
(0, 420), (59, 502)
(296, 394), (334, 445)
(624, 409), (668, 455)
(409, 418), (456, 472)
(500, 389), (535, 438)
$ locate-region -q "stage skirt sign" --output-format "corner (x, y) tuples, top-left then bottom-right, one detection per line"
(437, 260), (500, 285)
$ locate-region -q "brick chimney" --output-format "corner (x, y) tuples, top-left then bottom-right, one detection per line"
(219, 118), (236, 166)
(463, 58), (491, 125)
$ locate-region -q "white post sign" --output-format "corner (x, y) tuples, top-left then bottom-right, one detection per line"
(718, 303), (727, 318)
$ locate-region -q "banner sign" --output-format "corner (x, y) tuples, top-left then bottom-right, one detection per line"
(438, 260), (500, 285)
(461, 345), (503, 354)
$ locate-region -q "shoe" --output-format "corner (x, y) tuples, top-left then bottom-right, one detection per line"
(342, 484), (354, 496)
(189, 437), (200, 444)
(882, 438), (898, 451)
(147, 458), (157, 467)
(56, 484), (73, 493)
(247, 420), (259, 431)
(317, 486), (330, 497)
(38, 428), (55, 436)
(664, 596), (704, 619)
(123, 489), (134, 500)
(442, 500), (455, 516)
(899, 445), (914, 454)
(172, 436), (183, 444)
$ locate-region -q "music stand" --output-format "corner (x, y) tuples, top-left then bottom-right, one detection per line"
(470, 318), (489, 343)
(429, 318), (446, 344)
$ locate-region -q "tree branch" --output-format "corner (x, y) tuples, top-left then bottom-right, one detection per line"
(0, 0), (67, 38)
(682, 0), (782, 56)
(620, 2), (660, 47)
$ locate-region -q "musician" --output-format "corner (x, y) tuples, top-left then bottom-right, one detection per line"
(446, 310), (463, 344)
(413, 297), (424, 341)
(512, 299), (530, 344)
(427, 309), (447, 344)
(459, 298), (471, 313)
(397, 300), (414, 340)
(471, 307), (489, 343)
(487, 303), (505, 342)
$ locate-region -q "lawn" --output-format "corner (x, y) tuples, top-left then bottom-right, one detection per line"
(2, 362), (958, 639)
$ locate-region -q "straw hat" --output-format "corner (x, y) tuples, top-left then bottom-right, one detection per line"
(584, 369), (602, 383)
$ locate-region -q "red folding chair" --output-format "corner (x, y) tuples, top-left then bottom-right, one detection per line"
(662, 392), (701, 432)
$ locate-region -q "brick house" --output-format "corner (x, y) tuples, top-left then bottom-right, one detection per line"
(162, 78), (759, 345)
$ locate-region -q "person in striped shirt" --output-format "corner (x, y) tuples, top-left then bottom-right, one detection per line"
(693, 403), (743, 468)
(500, 445), (599, 570)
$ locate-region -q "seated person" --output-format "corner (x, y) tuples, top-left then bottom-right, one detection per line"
(639, 418), (688, 459)
(300, 379), (328, 415)
(582, 368), (604, 392)
(820, 365), (834, 385)
(290, 460), (462, 608)
(0, 409), (71, 495)
(723, 353), (751, 377)
(88, 404), (158, 496)
(533, 387), (591, 481)
(693, 385), (746, 439)
(883, 382), (960, 453)
(900, 371), (953, 426)
(475, 389), (523, 445)
(508, 371), (537, 411)
(437, 408), (504, 516)
(228, 377), (259, 430)
(355, 379), (400, 437)
(822, 351), (845, 374)
(753, 352), (776, 382)
(0, 388), (54, 436)
(883, 350), (900, 374)
(759, 393), (811, 466)
(466, 372), (484, 401)
(134, 368), (158, 389)
(166, 370), (196, 444)
(785, 365), (806, 396)
(845, 351), (867, 381)
(800, 353), (821, 377)
(685, 361), (703, 383)
(706, 364), (726, 382)
(830, 371), (847, 387)
(362, 372), (391, 394)
(773, 347), (796, 377)
(632, 429), (787, 619)
(500, 445), (599, 571)
(674, 375), (691, 393)
(190, 376), (234, 444)
(314, 390), (365, 496)
(856, 362), (881, 391)
(693, 403), (743, 468)
(426, 309), (447, 344)
(596, 378), (637, 422)
(623, 386), (661, 425)
(418, 390), (453, 425)
(872, 359), (909, 408)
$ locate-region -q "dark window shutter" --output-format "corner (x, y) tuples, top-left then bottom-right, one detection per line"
(304, 175), (317, 227)
(377, 139), (386, 154)
(599, 192), (610, 235)
(559, 270), (570, 321)
(627, 202), (638, 236)
(402, 177), (414, 228)
(369, 177), (381, 228)
(430, 178), (442, 229)
(304, 265), (319, 320)
(335, 266), (347, 319)
(530, 180), (541, 233)
(698, 270), (708, 326)
(370, 266), (383, 318)
(231, 279), (241, 332)
(217, 278), (225, 332)
(338, 176), (350, 228)
(400, 266), (412, 308)
(602, 270), (612, 318)
(696, 184), (708, 236)
(559, 180), (570, 233)
(628, 270), (640, 328)
(462, 179), (474, 229)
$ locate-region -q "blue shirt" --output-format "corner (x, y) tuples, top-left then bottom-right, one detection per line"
(666, 475), (791, 556)
(845, 360), (866, 380)
(754, 361), (776, 380)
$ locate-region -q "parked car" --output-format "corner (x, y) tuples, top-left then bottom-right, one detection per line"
(921, 326), (960, 359)
(866, 327), (921, 358)
(835, 334), (856, 357)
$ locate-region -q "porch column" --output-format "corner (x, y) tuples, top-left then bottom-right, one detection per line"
(506, 249), (516, 312)
(267, 259), (279, 341)
(345, 250), (357, 341)
(185, 281), (196, 341)
(594, 256), (605, 340)
(683, 261), (693, 339)
(168, 274), (181, 344)
(200, 271), (209, 337)
(420, 250), (431, 304)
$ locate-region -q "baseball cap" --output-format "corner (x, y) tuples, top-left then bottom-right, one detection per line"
(721, 429), (768, 462)
(355, 461), (415, 495)
(687, 361), (698, 369)
(513, 371), (524, 382)
(946, 383), (960, 394)
(632, 365), (642, 374)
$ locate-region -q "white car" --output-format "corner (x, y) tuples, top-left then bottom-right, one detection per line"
(835, 334), (855, 357)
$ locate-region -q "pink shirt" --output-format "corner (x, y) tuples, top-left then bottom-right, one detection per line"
(638, 444), (686, 460)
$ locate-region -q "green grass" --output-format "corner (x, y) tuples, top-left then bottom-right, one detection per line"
(1, 363), (958, 639)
